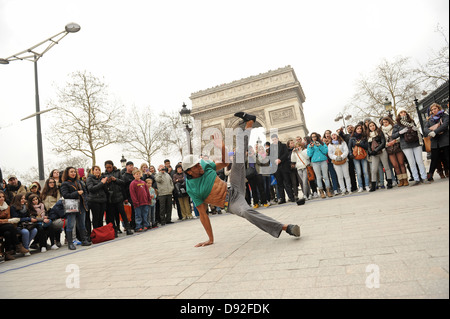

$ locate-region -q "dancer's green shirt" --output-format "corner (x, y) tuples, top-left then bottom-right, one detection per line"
(186, 159), (217, 207)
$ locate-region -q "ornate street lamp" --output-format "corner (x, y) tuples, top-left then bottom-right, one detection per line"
(120, 155), (127, 168)
(179, 102), (193, 155)
(0, 23), (81, 183)
(384, 98), (393, 118)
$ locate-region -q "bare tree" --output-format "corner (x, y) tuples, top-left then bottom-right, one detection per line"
(123, 107), (166, 165)
(159, 110), (190, 158)
(346, 56), (422, 122)
(47, 71), (125, 167)
(413, 25), (449, 91)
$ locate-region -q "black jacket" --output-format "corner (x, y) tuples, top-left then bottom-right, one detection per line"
(368, 132), (386, 156)
(86, 174), (107, 204)
(101, 168), (124, 204)
(47, 199), (66, 220)
(271, 141), (290, 172)
(60, 179), (89, 212)
(348, 136), (369, 159)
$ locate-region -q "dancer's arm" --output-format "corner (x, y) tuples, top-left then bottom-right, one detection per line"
(195, 203), (214, 247)
(212, 132), (228, 171)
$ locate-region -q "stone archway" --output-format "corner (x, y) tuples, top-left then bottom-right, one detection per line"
(190, 66), (309, 145)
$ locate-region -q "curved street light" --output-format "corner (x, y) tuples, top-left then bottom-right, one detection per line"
(334, 112), (352, 133)
(0, 23), (80, 182)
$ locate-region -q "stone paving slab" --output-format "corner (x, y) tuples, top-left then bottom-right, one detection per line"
(0, 179), (448, 300)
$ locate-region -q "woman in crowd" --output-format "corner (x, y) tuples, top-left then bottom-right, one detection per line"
(307, 132), (332, 198)
(49, 169), (62, 189)
(322, 132), (340, 195)
(27, 193), (52, 252)
(86, 165), (108, 229)
(367, 120), (393, 191)
(0, 190), (29, 260)
(381, 116), (408, 186)
(40, 178), (62, 248)
(348, 124), (370, 192)
(328, 132), (352, 195)
(291, 141), (312, 200)
(41, 178), (61, 211)
(172, 164), (193, 220)
(60, 166), (92, 250)
(102, 160), (133, 236)
(10, 193), (37, 255)
(392, 109), (430, 186)
(424, 103), (449, 181)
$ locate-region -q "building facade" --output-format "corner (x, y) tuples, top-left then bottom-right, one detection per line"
(189, 66), (309, 144)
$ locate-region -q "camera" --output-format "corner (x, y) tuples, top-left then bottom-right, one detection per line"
(162, 167), (169, 173)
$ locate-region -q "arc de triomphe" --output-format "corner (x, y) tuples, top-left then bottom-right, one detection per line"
(189, 65), (309, 145)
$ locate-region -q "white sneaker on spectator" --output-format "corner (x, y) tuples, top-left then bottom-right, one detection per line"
(51, 244), (59, 250)
(358, 187), (363, 193)
(41, 247), (47, 253)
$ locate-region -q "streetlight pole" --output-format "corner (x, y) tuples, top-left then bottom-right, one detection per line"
(179, 102), (193, 155)
(0, 23), (80, 183)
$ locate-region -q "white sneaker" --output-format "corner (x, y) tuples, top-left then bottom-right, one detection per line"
(313, 192), (319, 198)
(51, 244), (59, 250)
(334, 190), (339, 195)
(41, 247), (47, 253)
(358, 188), (363, 193)
(24, 252), (31, 256)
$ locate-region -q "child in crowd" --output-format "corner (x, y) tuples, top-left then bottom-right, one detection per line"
(146, 178), (157, 228)
(129, 168), (151, 232)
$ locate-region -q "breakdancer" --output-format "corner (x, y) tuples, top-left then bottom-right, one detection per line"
(183, 112), (301, 247)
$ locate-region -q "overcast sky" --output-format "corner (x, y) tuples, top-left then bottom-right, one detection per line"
(0, 0), (449, 180)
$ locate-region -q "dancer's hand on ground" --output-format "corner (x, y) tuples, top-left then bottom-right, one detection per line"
(195, 239), (214, 247)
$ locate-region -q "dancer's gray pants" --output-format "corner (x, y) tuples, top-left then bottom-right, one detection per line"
(227, 128), (284, 238)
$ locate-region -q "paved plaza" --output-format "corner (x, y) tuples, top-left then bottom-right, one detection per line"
(0, 179), (448, 300)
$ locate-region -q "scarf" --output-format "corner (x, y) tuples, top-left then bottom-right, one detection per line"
(331, 140), (339, 145)
(353, 132), (362, 140)
(368, 131), (378, 143)
(400, 116), (415, 128)
(0, 201), (8, 212)
(432, 110), (444, 122)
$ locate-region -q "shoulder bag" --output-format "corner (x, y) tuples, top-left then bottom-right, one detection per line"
(331, 145), (347, 165)
(353, 144), (367, 160)
(295, 151), (315, 181)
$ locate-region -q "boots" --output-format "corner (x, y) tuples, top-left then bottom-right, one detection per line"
(402, 174), (409, 186)
(66, 231), (76, 250)
(369, 182), (377, 192)
(318, 189), (326, 199)
(397, 175), (404, 187)
(15, 243), (29, 254)
(326, 188), (333, 197)
(387, 179), (393, 189)
(81, 230), (91, 246)
(125, 222), (134, 235)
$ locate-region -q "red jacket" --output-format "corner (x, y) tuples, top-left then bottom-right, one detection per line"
(129, 179), (151, 208)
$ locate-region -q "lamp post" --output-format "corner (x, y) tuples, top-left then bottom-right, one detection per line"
(334, 112), (352, 133)
(120, 155), (127, 169)
(0, 23), (80, 183)
(179, 102), (193, 155)
(384, 98), (393, 118)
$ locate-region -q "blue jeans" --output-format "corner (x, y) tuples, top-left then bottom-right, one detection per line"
(135, 205), (150, 229)
(19, 227), (37, 249)
(353, 158), (370, 189)
(65, 205), (87, 234)
(327, 161), (339, 191)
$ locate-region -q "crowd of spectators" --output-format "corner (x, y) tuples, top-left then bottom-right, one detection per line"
(1, 103), (448, 263)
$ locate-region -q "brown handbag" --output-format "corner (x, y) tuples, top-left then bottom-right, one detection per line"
(295, 151), (315, 181)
